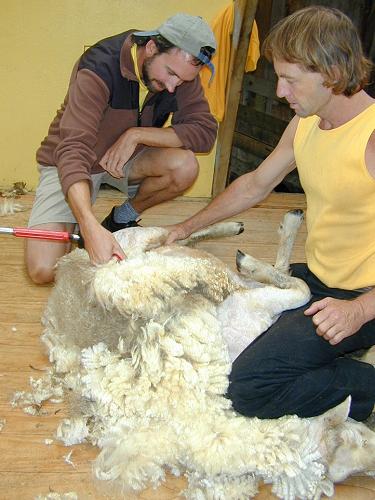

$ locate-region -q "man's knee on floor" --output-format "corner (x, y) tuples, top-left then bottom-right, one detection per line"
(26, 261), (55, 285)
(166, 149), (199, 192)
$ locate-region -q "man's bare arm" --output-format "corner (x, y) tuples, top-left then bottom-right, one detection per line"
(99, 127), (183, 178)
(166, 116), (300, 243)
(67, 180), (125, 263)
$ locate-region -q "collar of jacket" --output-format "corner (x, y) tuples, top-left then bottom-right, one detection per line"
(120, 31), (140, 82)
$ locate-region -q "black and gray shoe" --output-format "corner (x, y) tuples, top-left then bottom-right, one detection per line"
(101, 207), (141, 232)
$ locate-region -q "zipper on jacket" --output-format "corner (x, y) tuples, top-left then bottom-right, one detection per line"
(138, 92), (151, 126)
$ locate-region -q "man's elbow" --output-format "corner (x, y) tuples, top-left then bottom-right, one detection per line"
(197, 129), (218, 154)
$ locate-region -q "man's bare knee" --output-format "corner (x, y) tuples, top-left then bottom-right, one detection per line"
(27, 262), (55, 285)
(169, 150), (199, 191)
(24, 234), (72, 285)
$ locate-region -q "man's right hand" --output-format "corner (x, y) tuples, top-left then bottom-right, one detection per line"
(81, 223), (126, 264)
(99, 129), (137, 179)
(164, 223), (192, 245)
(67, 181), (125, 263)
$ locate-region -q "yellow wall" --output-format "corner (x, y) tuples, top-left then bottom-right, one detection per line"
(0, 0), (227, 196)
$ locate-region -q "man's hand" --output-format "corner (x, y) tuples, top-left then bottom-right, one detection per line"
(67, 181), (125, 263)
(304, 297), (366, 345)
(164, 223), (192, 245)
(81, 223), (126, 264)
(99, 129), (138, 178)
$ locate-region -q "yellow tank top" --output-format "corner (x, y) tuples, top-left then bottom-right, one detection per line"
(294, 103), (375, 290)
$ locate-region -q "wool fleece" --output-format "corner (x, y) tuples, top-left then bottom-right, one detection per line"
(13, 215), (375, 499)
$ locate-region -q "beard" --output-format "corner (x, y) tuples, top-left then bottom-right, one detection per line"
(142, 54), (164, 93)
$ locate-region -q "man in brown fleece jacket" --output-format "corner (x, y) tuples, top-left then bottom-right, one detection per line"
(25, 13), (217, 284)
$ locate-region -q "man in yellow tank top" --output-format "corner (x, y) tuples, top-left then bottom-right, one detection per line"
(166, 7), (375, 422)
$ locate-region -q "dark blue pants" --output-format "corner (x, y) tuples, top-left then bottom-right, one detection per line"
(228, 264), (375, 421)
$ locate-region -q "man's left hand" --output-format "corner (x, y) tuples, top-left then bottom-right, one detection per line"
(304, 297), (366, 345)
(99, 129), (137, 178)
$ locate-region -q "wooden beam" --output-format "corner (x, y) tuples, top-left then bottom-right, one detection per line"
(212, 0), (259, 197)
(233, 131), (274, 157)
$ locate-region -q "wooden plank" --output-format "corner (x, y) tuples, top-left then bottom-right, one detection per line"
(236, 123), (281, 147)
(0, 472), (110, 500)
(0, 435), (98, 473)
(237, 105), (288, 135)
(0, 345), (49, 372)
(0, 323), (42, 343)
(244, 73), (281, 100)
(233, 131), (275, 157)
(213, 0), (260, 196)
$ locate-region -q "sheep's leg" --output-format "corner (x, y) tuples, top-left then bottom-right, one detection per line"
(227, 252), (311, 359)
(237, 250), (288, 287)
(179, 221), (244, 246)
(274, 209), (304, 273)
(114, 222), (244, 255)
(236, 209), (304, 286)
(236, 250), (309, 296)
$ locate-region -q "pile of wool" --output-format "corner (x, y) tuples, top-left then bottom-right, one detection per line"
(13, 230), (375, 499)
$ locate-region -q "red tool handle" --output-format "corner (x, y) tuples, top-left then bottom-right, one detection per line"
(112, 252), (124, 261)
(13, 227), (71, 242)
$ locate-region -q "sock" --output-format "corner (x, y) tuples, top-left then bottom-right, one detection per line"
(113, 202), (140, 224)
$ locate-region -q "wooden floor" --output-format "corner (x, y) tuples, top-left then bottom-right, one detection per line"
(1, 191), (375, 499)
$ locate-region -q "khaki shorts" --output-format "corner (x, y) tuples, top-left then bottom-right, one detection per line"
(28, 161), (141, 228)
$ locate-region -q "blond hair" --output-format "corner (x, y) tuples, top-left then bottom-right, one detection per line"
(263, 6), (373, 96)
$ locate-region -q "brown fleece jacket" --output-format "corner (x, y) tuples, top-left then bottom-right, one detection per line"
(36, 30), (218, 196)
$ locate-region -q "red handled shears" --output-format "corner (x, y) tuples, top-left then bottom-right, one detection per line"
(0, 226), (81, 243)
(0, 226), (124, 261)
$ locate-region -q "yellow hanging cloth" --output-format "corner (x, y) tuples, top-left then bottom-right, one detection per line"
(200, 2), (260, 122)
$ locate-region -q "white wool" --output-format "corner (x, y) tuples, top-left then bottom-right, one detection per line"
(81, 342), (117, 370)
(53, 346), (81, 373)
(218, 290), (277, 361)
(57, 417), (89, 446)
(0, 197), (24, 216)
(11, 374), (64, 409)
(35, 493), (78, 500)
(114, 225), (169, 257)
(13, 220), (375, 499)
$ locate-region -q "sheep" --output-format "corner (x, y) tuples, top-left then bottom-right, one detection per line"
(15, 209), (375, 500)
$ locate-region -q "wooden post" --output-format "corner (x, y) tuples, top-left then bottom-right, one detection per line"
(212, 0), (259, 197)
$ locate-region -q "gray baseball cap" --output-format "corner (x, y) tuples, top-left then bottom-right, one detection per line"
(134, 13), (216, 79)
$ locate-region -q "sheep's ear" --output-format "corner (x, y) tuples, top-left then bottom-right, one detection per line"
(320, 396), (351, 427)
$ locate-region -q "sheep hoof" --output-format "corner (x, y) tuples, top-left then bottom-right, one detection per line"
(236, 250), (245, 271)
(287, 208), (304, 219)
(236, 222), (245, 235)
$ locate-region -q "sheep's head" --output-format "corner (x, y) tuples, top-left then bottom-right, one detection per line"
(314, 397), (375, 481)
